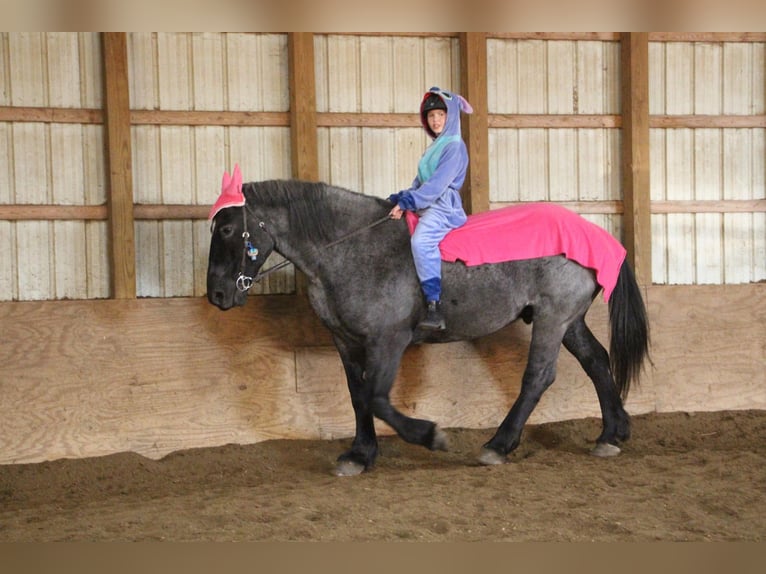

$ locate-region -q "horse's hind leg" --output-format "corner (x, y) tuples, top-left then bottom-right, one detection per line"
(562, 317), (630, 456)
(480, 321), (566, 465)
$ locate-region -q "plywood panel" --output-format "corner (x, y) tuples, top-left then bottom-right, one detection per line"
(547, 41), (575, 113)
(648, 285), (766, 413)
(1, 285), (762, 464)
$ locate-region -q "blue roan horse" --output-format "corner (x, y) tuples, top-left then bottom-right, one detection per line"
(207, 179), (650, 476)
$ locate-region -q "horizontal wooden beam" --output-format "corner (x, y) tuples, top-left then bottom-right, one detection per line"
(130, 110), (290, 127)
(0, 205), (107, 220)
(491, 201), (624, 215)
(0, 106), (103, 124)
(134, 204), (210, 220)
(649, 32), (766, 42)
(490, 114), (622, 129)
(3, 106), (766, 131)
(3, 200), (765, 222)
(651, 115), (766, 128)
(316, 112), (420, 128)
(651, 200), (766, 214)
(488, 33), (620, 41)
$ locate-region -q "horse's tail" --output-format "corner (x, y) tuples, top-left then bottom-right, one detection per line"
(608, 259), (650, 402)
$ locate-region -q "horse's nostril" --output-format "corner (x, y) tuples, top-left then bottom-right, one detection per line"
(208, 290), (224, 305)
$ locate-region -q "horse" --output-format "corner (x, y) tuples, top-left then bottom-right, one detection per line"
(207, 178), (650, 476)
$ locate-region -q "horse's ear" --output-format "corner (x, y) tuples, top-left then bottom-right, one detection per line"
(232, 163), (242, 187)
(221, 169), (232, 189)
(457, 95), (473, 114)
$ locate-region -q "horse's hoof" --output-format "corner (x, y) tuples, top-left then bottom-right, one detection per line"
(431, 425), (450, 451)
(590, 442), (621, 457)
(334, 459), (366, 477)
(478, 447), (507, 466)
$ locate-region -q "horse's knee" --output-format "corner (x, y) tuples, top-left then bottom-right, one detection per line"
(370, 395), (392, 420)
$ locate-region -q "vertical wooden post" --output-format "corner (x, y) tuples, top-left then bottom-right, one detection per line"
(288, 33), (318, 296)
(459, 33), (490, 215)
(288, 33), (319, 182)
(102, 32), (136, 299)
(621, 32), (652, 286)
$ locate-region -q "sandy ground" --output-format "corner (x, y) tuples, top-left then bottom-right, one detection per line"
(1, 410), (764, 542)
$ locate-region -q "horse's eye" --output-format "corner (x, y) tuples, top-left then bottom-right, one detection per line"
(219, 224), (235, 238)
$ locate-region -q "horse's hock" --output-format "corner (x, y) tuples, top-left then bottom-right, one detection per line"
(0, 284), (764, 465)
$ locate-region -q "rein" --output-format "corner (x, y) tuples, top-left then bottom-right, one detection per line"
(235, 204), (391, 292)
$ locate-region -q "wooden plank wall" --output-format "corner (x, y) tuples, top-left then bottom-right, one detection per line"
(0, 32), (764, 464)
(0, 284), (763, 464)
(1, 32), (764, 301)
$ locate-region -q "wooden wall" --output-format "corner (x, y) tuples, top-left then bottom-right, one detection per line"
(0, 32), (764, 464)
(0, 284), (763, 464)
(1, 32), (764, 301)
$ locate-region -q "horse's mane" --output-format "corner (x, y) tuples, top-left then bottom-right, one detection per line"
(245, 180), (388, 245)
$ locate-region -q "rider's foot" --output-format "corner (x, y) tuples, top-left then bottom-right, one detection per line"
(418, 300), (446, 331)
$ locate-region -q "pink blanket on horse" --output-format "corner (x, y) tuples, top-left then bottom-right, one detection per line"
(406, 203), (627, 302)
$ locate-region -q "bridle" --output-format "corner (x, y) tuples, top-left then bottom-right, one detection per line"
(233, 203), (391, 293)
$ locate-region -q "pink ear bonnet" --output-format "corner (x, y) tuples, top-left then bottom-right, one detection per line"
(209, 164), (244, 220)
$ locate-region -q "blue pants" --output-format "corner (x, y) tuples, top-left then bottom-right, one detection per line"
(411, 205), (464, 302)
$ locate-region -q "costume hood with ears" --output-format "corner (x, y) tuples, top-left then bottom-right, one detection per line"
(419, 86), (473, 139)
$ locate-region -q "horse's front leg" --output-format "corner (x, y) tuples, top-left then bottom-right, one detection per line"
(333, 336), (377, 476)
(365, 333), (449, 453)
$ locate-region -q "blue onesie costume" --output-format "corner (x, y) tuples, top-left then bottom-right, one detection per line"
(388, 87), (473, 329)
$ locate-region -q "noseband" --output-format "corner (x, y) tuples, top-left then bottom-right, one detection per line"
(234, 204), (391, 293)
